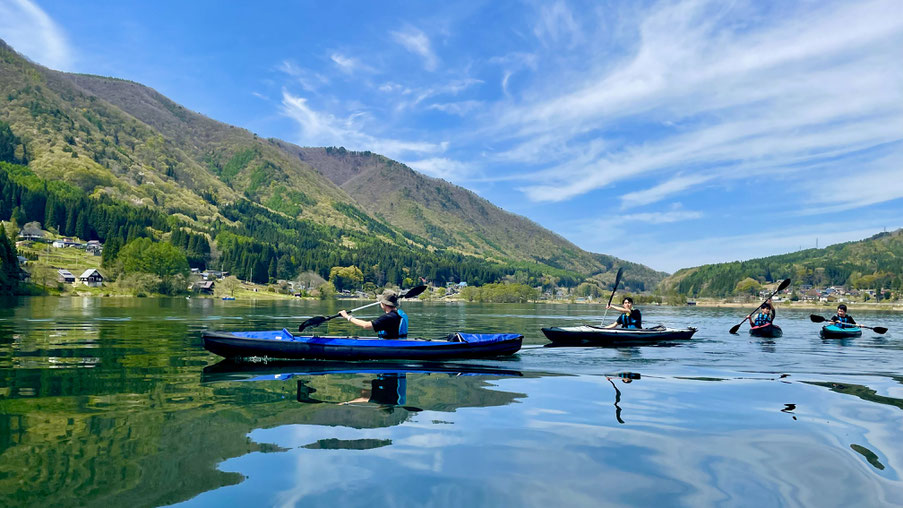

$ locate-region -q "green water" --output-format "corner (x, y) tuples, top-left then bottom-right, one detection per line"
(2, 297), (903, 507)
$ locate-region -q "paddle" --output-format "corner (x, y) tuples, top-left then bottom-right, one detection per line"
(809, 314), (887, 334)
(298, 285), (427, 332)
(600, 267), (625, 326)
(729, 278), (791, 334)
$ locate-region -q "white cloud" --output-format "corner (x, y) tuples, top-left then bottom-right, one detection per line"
(622, 210), (702, 224)
(278, 60), (329, 92)
(407, 157), (474, 180)
(281, 90), (445, 159)
(427, 100), (484, 116)
(391, 27), (439, 71)
(532, 0), (583, 48)
(620, 174), (713, 208)
(0, 0), (71, 70)
(492, 0), (903, 211)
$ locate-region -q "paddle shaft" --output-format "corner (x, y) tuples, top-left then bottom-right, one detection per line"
(730, 279), (790, 334)
(600, 267), (625, 326)
(299, 285), (427, 331)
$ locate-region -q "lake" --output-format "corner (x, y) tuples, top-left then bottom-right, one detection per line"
(2, 297), (902, 507)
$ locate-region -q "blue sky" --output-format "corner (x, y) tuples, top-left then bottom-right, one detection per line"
(1, 0), (901, 272)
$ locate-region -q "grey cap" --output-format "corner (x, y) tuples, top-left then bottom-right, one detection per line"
(377, 289), (398, 307)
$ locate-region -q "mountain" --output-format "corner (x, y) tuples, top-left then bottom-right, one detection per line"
(659, 229), (903, 297)
(0, 38), (665, 289)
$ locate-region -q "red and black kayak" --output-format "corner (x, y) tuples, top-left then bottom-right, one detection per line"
(749, 323), (783, 338)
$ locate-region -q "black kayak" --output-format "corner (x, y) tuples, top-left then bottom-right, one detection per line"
(819, 324), (862, 339)
(202, 329), (523, 360)
(541, 325), (697, 346)
(749, 323), (783, 338)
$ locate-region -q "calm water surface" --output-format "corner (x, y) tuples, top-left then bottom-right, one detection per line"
(2, 297), (902, 507)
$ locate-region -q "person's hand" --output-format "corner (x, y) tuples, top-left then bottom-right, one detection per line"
(606, 304), (612, 309)
(339, 310), (350, 319)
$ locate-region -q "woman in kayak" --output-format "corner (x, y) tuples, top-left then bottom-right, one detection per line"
(748, 300), (775, 328)
(605, 297), (642, 329)
(339, 289), (409, 339)
(830, 304), (856, 328)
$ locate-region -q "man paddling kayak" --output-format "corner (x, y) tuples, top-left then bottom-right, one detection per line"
(339, 289), (409, 339)
(830, 304), (856, 328)
(604, 297), (642, 329)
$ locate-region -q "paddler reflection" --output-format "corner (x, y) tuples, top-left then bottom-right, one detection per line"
(606, 372), (640, 424)
(297, 373), (421, 412)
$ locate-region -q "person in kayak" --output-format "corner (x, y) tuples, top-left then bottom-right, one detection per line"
(748, 300), (775, 328)
(339, 289), (409, 339)
(605, 297), (642, 329)
(830, 304), (856, 328)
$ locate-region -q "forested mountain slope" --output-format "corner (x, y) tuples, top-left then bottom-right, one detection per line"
(659, 230), (903, 297)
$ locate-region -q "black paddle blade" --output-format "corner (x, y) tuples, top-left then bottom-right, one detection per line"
(777, 278), (791, 292)
(809, 314), (827, 323)
(613, 267), (624, 290)
(873, 327), (888, 334)
(402, 285), (428, 299)
(729, 324), (741, 335)
(298, 316), (327, 332)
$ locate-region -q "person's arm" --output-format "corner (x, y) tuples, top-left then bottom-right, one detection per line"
(607, 304), (628, 313)
(339, 310), (374, 330)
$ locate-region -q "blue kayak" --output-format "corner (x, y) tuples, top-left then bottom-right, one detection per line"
(202, 329), (523, 360)
(820, 324), (862, 339)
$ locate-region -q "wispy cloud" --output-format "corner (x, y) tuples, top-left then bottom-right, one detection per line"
(330, 52), (375, 75)
(495, 0), (903, 210)
(407, 157), (475, 180)
(0, 0), (71, 70)
(278, 60), (329, 92)
(281, 90), (445, 159)
(391, 27), (439, 71)
(532, 0), (584, 48)
(620, 174), (713, 208)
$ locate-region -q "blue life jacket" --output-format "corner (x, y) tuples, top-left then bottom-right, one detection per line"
(834, 315), (854, 327)
(377, 308), (409, 339)
(753, 312), (772, 326)
(617, 310), (641, 329)
(397, 308), (409, 338)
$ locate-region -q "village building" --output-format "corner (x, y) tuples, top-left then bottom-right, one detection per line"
(52, 238), (83, 248)
(79, 269), (104, 287)
(193, 281), (215, 294)
(57, 269), (76, 283)
(86, 240), (103, 255)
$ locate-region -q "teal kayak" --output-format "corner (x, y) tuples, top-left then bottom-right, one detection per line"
(820, 324), (862, 339)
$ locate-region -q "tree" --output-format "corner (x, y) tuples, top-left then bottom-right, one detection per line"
(0, 227), (20, 294)
(329, 265), (363, 292)
(117, 238), (189, 294)
(219, 275), (241, 297)
(734, 277), (762, 296)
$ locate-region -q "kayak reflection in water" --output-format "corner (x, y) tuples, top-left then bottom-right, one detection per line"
(604, 297), (642, 329)
(748, 299), (776, 327)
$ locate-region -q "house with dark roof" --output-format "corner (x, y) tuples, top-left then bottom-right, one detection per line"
(79, 269), (104, 287)
(58, 269), (76, 283)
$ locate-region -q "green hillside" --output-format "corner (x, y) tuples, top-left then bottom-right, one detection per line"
(660, 229), (903, 297)
(0, 37), (666, 292)
(277, 145), (666, 291)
